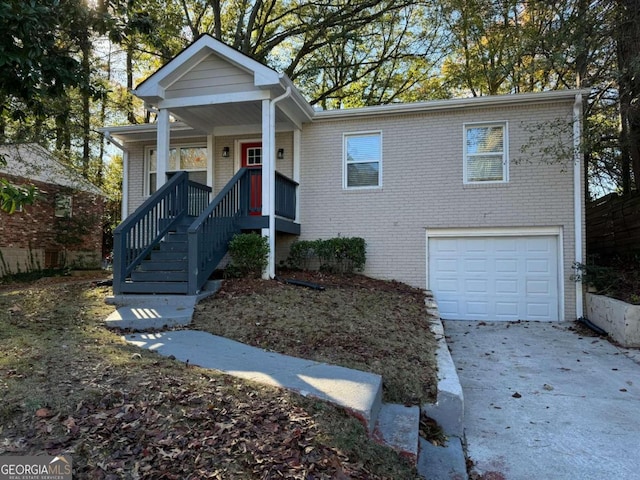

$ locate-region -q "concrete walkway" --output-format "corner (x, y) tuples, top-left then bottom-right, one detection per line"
(124, 330), (384, 430)
(445, 320), (640, 480)
(107, 290), (467, 477)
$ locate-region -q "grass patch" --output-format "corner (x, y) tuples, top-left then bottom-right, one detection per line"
(193, 271), (439, 404)
(0, 277), (421, 478)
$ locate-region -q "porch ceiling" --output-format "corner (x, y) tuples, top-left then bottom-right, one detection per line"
(171, 100), (296, 132)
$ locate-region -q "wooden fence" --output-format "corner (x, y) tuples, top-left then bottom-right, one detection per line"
(586, 192), (640, 259)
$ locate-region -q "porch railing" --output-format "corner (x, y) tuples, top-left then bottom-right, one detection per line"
(113, 168), (298, 296)
(112, 172), (211, 294)
(275, 171), (297, 220)
(187, 168), (251, 294)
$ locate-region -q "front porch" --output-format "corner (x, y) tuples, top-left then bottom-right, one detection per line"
(103, 35), (314, 294)
(113, 168), (299, 295)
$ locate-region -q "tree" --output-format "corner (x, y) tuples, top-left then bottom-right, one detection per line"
(0, 156), (37, 214)
(101, 0), (445, 108)
(0, 0), (94, 135)
(616, 0), (640, 192)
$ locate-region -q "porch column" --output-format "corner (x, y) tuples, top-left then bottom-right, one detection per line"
(293, 128), (301, 223)
(156, 108), (170, 191)
(121, 149), (129, 219)
(207, 134), (215, 189)
(261, 98), (275, 279)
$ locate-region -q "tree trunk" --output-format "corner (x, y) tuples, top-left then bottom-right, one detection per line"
(617, 0), (640, 192)
(126, 42), (137, 124)
(81, 30), (92, 178)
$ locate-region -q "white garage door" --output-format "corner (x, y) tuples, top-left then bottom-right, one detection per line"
(429, 235), (559, 321)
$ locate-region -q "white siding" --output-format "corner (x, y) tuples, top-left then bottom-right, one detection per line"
(165, 53), (255, 99)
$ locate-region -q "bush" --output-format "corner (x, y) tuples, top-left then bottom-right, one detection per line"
(287, 237), (366, 274)
(572, 261), (619, 296)
(226, 233), (269, 278)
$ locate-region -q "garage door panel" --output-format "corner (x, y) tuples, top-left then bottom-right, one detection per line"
(436, 258), (457, 272)
(526, 237), (552, 252)
(435, 278), (458, 292)
(527, 259), (551, 273)
(467, 301), (489, 315)
(526, 279), (551, 295)
(527, 303), (551, 318)
(430, 235), (559, 321)
(496, 279), (518, 294)
(465, 279), (488, 294)
(495, 258), (518, 273)
(464, 258), (487, 273)
(434, 239), (458, 252)
(496, 302), (518, 316)
(494, 238), (518, 251)
(466, 238), (488, 252)
(438, 299), (461, 316)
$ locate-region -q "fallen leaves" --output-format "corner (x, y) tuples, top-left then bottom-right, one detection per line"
(1, 277), (420, 479)
(194, 271), (438, 405)
(10, 372), (413, 479)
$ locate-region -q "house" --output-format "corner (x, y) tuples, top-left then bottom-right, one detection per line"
(0, 143), (105, 275)
(102, 34), (586, 322)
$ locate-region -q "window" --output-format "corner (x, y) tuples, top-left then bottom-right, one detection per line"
(245, 146), (262, 166)
(464, 123), (508, 183)
(344, 132), (382, 189)
(147, 145), (207, 194)
(54, 194), (72, 218)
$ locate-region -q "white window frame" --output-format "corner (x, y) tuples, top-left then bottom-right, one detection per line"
(463, 121), (509, 184)
(54, 194), (73, 218)
(343, 131), (383, 190)
(145, 144), (207, 195)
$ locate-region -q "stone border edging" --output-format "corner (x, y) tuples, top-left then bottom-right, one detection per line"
(422, 296), (464, 438)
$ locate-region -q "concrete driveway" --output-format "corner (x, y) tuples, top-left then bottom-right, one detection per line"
(444, 320), (640, 480)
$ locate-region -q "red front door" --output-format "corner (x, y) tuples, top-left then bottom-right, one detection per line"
(241, 142), (262, 215)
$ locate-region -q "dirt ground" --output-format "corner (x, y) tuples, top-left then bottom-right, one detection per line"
(194, 270), (439, 404)
(1, 272), (427, 479)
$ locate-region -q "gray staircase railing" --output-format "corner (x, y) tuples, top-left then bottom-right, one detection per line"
(275, 171), (298, 220)
(187, 168), (251, 294)
(114, 167), (298, 296)
(113, 172), (211, 294)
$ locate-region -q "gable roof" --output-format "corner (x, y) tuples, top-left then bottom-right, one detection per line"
(0, 143), (104, 195)
(134, 34), (282, 102)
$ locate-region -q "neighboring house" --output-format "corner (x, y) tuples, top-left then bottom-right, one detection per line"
(0, 143), (105, 275)
(102, 35), (586, 322)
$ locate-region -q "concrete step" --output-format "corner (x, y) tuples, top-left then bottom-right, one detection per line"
(119, 281), (189, 294)
(374, 403), (420, 463)
(123, 330), (383, 433)
(105, 305), (194, 330)
(417, 437), (468, 480)
(105, 280), (222, 308)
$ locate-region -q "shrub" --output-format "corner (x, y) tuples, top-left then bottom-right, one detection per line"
(226, 232), (269, 278)
(571, 261), (618, 296)
(287, 240), (321, 271)
(287, 237), (366, 274)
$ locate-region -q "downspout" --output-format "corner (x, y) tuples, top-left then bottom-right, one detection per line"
(573, 93), (584, 320)
(267, 86), (292, 278)
(104, 131), (129, 222)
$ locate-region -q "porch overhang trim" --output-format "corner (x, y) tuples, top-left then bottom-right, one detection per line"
(99, 122), (205, 143)
(157, 90), (271, 110)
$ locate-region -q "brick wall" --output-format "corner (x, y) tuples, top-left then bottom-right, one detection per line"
(299, 100), (580, 319)
(0, 175), (104, 274)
